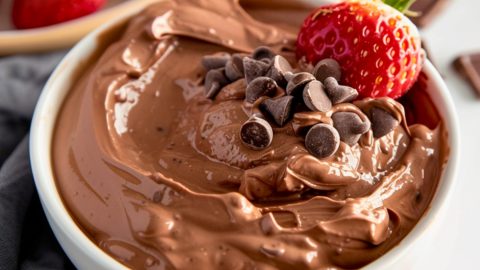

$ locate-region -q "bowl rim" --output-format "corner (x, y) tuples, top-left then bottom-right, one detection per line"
(30, 12), (134, 270)
(29, 8), (460, 270)
(364, 60), (460, 269)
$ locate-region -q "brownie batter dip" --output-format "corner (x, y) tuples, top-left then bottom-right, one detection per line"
(52, 0), (449, 269)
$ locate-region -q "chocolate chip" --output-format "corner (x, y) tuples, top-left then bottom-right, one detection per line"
(304, 123), (340, 159)
(243, 57), (271, 83)
(267, 55), (293, 87)
(245, 77), (278, 103)
(252, 46), (276, 60)
(323, 77), (359, 104)
(286, 72), (315, 95)
(370, 107), (399, 138)
(332, 112), (370, 145)
(201, 52), (231, 70)
(260, 96), (294, 126)
(302, 80), (332, 112)
(225, 54), (245, 81)
(313, 58), (342, 83)
(205, 68), (229, 99)
(240, 116), (273, 150)
(261, 58), (273, 66)
(284, 72), (294, 81)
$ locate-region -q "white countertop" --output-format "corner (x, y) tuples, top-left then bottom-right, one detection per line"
(411, 0), (479, 268)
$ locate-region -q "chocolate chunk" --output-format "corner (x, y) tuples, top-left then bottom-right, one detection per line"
(370, 107), (399, 138)
(332, 112), (370, 145)
(323, 77), (358, 104)
(225, 54), (245, 81)
(201, 52), (231, 70)
(245, 77), (278, 103)
(302, 80), (332, 112)
(304, 123), (340, 159)
(267, 55), (293, 87)
(240, 116), (273, 150)
(243, 57), (271, 83)
(453, 53), (480, 97)
(286, 72), (315, 95)
(313, 58), (342, 83)
(409, 0), (450, 28)
(252, 46), (276, 60)
(204, 68), (229, 99)
(260, 96), (294, 126)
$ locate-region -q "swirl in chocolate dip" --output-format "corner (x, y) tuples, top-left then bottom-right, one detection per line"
(52, 0), (449, 269)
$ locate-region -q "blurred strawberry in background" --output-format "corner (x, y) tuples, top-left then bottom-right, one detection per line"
(12, 0), (106, 29)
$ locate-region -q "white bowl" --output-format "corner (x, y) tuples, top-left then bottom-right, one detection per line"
(30, 4), (460, 270)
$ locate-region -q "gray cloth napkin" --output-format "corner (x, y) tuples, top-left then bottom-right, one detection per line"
(0, 52), (75, 270)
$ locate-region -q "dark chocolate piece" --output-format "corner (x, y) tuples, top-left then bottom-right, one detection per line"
(252, 46), (276, 60)
(240, 116), (273, 150)
(260, 96), (294, 126)
(370, 107), (399, 138)
(302, 80), (332, 112)
(409, 0), (450, 28)
(267, 55), (293, 87)
(305, 123), (340, 159)
(453, 53), (480, 97)
(245, 77), (277, 103)
(332, 112), (370, 146)
(323, 77), (358, 104)
(286, 72), (315, 95)
(204, 68), (229, 99)
(225, 54), (245, 81)
(243, 57), (271, 83)
(312, 58), (342, 83)
(201, 52), (231, 70)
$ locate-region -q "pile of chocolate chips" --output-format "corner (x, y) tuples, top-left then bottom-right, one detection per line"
(201, 47), (399, 159)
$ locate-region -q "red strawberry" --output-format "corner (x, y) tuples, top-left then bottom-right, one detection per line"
(12, 0), (106, 29)
(296, 0), (424, 99)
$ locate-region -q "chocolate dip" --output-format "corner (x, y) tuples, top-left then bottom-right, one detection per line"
(52, 0), (449, 269)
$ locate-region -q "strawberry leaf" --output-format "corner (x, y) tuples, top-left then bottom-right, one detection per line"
(382, 0), (416, 13)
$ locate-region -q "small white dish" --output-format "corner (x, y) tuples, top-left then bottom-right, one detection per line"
(30, 2), (460, 269)
(0, 0), (159, 56)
